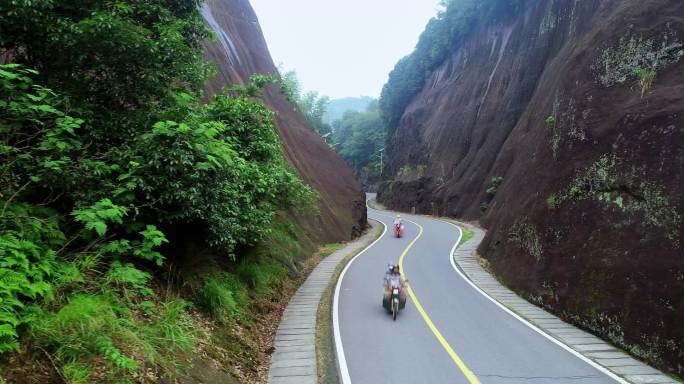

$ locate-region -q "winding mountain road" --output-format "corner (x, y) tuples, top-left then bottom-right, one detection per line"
(334, 203), (619, 384)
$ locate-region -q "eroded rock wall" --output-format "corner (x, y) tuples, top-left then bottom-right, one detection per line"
(378, 0), (684, 375)
(202, 0), (366, 243)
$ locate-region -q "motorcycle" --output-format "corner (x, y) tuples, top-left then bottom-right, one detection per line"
(393, 223), (404, 238)
(382, 275), (407, 321)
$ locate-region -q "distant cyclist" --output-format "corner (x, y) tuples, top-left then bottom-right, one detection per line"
(393, 214), (404, 238)
(393, 214), (402, 227)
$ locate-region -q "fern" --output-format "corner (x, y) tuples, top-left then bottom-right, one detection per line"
(0, 203), (61, 352)
(72, 199), (128, 237)
(104, 261), (152, 296)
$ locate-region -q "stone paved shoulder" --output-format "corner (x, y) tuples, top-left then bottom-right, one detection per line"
(267, 221), (380, 384)
(451, 222), (678, 384)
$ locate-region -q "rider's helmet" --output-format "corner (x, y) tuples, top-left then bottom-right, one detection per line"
(396, 214), (401, 218)
(392, 264), (400, 274)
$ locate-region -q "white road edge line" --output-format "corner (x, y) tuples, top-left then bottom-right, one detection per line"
(443, 221), (629, 384)
(333, 216), (387, 384)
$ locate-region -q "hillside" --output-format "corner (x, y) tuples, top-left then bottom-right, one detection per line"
(202, 0), (366, 242)
(323, 96), (374, 124)
(378, 0), (683, 376)
(0, 0), (365, 382)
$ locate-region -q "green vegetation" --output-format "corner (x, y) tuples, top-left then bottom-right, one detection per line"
(0, 0), (316, 381)
(394, 165), (427, 180)
(280, 69), (332, 138)
(593, 34), (683, 92)
(323, 97), (374, 124)
(486, 176), (503, 195)
(379, 0), (523, 137)
(333, 101), (387, 184)
(565, 155), (681, 246)
(280, 75), (386, 186)
(546, 193), (560, 209)
(321, 243), (345, 257)
(458, 228), (475, 247)
(196, 273), (249, 323)
(508, 217), (543, 261)
(545, 116), (557, 127)
(32, 295), (197, 381)
(634, 67), (656, 98)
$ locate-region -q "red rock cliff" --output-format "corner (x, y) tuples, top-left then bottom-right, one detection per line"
(201, 0), (366, 242)
(378, 0), (684, 376)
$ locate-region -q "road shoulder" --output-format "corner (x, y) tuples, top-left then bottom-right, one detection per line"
(449, 220), (679, 384)
(267, 220), (382, 384)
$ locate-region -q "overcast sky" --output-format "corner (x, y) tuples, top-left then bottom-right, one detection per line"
(250, 0), (442, 99)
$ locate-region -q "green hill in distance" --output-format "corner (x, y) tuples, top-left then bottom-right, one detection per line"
(323, 96), (374, 124)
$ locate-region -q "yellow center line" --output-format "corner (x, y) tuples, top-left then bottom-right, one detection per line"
(399, 220), (481, 384)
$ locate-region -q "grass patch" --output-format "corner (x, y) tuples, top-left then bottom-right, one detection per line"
(196, 273), (250, 323)
(31, 293), (198, 382)
(316, 221), (382, 384)
(321, 243), (344, 257)
(458, 228), (475, 248)
(236, 260), (286, 297)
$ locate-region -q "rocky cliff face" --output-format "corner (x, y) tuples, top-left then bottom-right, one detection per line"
(201, 0), (366, 243)
(378, 0), (683, 375)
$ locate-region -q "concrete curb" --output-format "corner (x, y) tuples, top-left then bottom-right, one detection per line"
(267, 222), (380, 384)
(451, 221), (678, 384)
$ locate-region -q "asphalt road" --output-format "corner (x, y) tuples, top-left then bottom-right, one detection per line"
(335, 204), (618, 384)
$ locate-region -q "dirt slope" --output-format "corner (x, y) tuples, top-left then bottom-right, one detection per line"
(378, 0), (683, 376)
(201, 0), (366, 243)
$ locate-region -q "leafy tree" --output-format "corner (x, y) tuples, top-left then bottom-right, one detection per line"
(278, 69), (332, 138)
(333, 101), (386, 185)
(0, 0), (315, 376)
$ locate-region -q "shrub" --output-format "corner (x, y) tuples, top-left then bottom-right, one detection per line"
(544, 116), (557, 128)
(634, 67), (655, 98)
(396, 166), (413, 178)
(546, 193), (559, 209)
(104, 261), (153, 297)
(508, 218), (543, 261)
(486, 176), (503, 195)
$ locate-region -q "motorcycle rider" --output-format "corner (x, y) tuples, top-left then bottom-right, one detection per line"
(393, 214), (402, 227)
(383, 264), (407, 306)
(384, 263), (394, 284)
(393, 214), (404, 237)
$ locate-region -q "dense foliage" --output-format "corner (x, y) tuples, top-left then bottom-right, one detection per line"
(379, 0), (523, 140)
(280, 69), (332, 139)
(0, 0), (314, 381)
(333, 101), (387, 186)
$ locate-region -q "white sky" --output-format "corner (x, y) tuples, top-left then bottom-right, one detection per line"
(250, 0), (442, 99)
